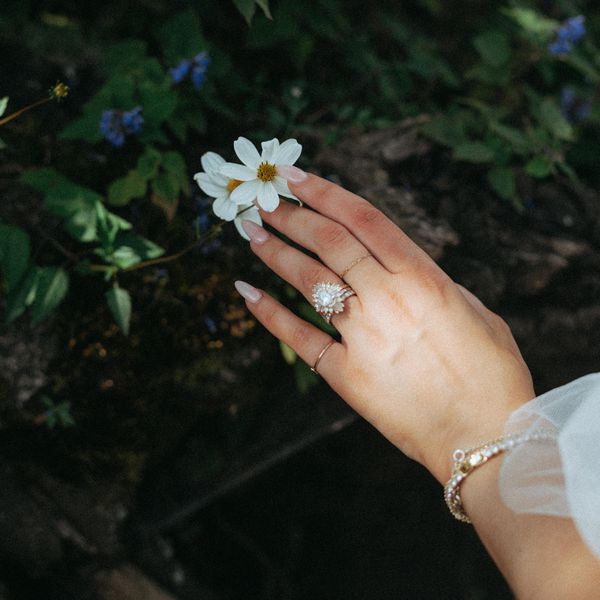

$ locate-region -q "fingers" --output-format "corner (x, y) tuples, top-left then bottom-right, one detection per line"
(240, 219), (360, 332)
(258, 201), (387, 290)
(234, 281), (345, 380)
(280, 170), (435, 274)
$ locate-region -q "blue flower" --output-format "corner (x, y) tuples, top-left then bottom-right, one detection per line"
(122, 106), (144, 134)
(170, 59), (191, 84)
(169, 51), (210, 90)
(558, 15), (586, 43)
(99, 107), (144, 147)
(560, 87), (592, 123)
(549, 39), (573, 56)
(99, 110), (126, 147)
(549, 15), (586, 55)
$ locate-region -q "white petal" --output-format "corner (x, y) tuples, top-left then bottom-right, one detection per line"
(260, 138), (280, 163)
(234, 205), (262, 241)
(220, 163), (256, 181)
(201, 151), (225, 174)
(212, 195), (237, 221)
(231, 179), (261, 205)
(274, 139), (302, 165)
(234, 137), (261, 169)
(194, 172), (227, 198)
(273, 176), (293, 197)
(257, 181), (280, 212)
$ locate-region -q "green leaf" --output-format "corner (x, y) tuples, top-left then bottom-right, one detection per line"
(105, 286), (131, 335)
(108, 170), (147, 206)
(102, 40), (148, 73)
(280, 341), (297, 365)
(0, 97), (8, 117)
(421, 114), (468, 147)
(233, 0), (256, 24)
(137, 146), (162, 179)
(157, 9), (205, 64)
(109, 246), (141, 269)
(162, 151), (190, 194)
(255, 0), (272, 19)
(30, 267), (69, 324)
(503, 8), (556, 38)
(526, 155), (553, 178)
(4, 267), (39, 323)
(489, 122), (529, 154)
(22, 170), (104, 243)
(152, 171), (179, 202)
(453, 142), (495, 163)
(487, 167), (515, 200)
(114, 232), (165, 261)
(539, 98), (573, 141)
(0, 224), (30, 293)
(473, 31), (510, 67)
(138, 81), (177, 129)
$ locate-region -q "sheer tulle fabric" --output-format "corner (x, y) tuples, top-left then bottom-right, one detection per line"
(500, 373), (600, 561)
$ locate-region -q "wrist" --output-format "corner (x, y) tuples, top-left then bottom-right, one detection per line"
(423, 385), (536, 485)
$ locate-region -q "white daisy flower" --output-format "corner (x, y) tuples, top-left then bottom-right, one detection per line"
(219, 137), (302, 212)
(193, 152), (239, 221)
(193, 151), (262, 240)
(234, 203), (262, 241)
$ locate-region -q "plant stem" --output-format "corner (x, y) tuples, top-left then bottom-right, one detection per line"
(0, 98), (51, 126)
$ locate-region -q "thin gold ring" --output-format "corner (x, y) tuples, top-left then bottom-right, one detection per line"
(310, 340), (335, 375)
(339, 253), (373, 280)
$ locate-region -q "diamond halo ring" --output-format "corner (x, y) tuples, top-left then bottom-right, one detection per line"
(311, 282), (356, 324)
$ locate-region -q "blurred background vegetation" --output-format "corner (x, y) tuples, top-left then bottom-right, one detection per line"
(0, 0), (599, 598)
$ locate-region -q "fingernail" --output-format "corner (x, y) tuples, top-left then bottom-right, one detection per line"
(241, 219), (269, 244)
(277, 165), (308, 184)
(235, 280), (262, 303)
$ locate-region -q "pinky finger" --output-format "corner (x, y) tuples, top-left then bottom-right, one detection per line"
(234, 280), (346, 380)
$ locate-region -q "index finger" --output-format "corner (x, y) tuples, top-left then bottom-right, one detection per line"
(278, 167), (434, 274)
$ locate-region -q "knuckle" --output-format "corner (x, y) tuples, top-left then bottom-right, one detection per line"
(288, 323), (311, 349)
(317, 222), (349, 248)
(301, 264), (328, 290)
(352, 205), (385, 229)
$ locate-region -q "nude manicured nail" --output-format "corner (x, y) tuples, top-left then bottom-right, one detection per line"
(277, 165), (308, 184)
(241, 219), (269, 243)
(235, 280), (262, 303)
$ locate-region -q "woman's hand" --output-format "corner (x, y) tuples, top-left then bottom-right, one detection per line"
(235, 170), (535, 484)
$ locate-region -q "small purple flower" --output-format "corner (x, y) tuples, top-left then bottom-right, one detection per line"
(99, 110), (126, 147)
(122, 106), (144, 134)
(169, 51), (210, 91)
(170, 59), (191, 84)
(191, 66), (207, 90)
(203, 316), (218, 334)
(558, 15), (586, 43)
(560, 87), (592, 123)
(99, 107), (144, 147)
(549, 15), (586, 55)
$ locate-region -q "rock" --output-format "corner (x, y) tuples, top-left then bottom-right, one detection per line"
(93, 565), (177, 600)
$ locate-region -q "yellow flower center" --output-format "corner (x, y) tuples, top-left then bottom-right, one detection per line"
(227, 179), (243, 193)
(51, 82), (70, 100)
(256, 162), (278, 182)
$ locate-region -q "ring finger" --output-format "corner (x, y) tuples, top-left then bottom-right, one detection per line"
(241, 219), (361, 332)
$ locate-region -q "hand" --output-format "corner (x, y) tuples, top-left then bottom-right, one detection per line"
(235, 170), (535, 484)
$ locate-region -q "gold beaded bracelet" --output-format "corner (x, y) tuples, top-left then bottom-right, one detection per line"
(444, 429), (558, 523)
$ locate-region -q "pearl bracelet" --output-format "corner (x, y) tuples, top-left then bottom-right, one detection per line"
(444, 428), (558, 523)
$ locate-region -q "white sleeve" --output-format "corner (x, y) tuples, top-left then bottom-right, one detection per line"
(499, 373), (600, 561)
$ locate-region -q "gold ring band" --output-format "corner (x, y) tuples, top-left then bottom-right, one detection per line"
(310, 340), (335, 375)
(339, 253), (373, 280)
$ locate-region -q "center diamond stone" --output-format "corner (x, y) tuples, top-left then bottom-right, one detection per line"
(318, 290), (334, 305)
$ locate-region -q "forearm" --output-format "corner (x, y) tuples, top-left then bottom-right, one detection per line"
(462, 458), (600, 599)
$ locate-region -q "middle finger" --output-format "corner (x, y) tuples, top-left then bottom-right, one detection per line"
(259, 202), (390, 292)
(241, 219), (361, 332)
